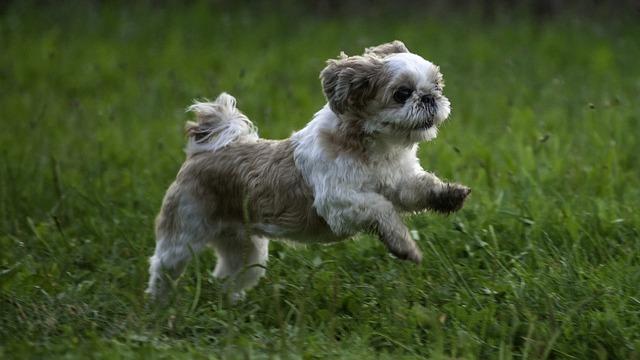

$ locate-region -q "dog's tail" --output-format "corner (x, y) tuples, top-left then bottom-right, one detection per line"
(185, 93), (259, 156)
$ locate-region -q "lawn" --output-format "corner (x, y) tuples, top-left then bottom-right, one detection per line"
(1, 2), (639, 359)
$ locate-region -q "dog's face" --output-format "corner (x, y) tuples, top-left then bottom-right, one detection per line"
(320, 41), (451, 143)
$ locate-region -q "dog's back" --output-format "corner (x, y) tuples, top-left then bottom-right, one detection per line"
(170, 139), (330, 238)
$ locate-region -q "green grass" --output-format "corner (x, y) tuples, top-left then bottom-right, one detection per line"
(2, 2), (640, 358)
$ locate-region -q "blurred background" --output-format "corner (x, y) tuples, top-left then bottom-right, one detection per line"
(1, 1), (639, 358)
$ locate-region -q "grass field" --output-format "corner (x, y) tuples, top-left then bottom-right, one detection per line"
(1, 2), (640, 358)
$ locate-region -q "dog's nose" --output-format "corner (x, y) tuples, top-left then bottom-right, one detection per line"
(421, 94), (435, 106)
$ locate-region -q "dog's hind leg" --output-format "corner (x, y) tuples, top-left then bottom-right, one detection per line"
(146, 234), (207, 303)
(146, 188), (208, 303)
(212, 231), (269, 302)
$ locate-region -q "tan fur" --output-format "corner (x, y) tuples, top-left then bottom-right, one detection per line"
(149, 139), (339, 302)
(318, 52), (399, 160)
(320, 55), (386, 114)
(160, 139), (333, 240)
(364, 40), (409, 57)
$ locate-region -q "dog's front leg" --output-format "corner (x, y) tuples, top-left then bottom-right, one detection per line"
(322, 193), (422, 263)
(394, 172), (471, 213)
(372, 207), (423, 263)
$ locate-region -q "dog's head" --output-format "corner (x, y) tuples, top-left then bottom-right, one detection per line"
(320, 41), (451, 143)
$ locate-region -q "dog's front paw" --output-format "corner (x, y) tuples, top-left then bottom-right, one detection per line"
(429, 183), (471, 214)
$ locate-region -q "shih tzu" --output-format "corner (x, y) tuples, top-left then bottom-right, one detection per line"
(146, 41), (470, 303)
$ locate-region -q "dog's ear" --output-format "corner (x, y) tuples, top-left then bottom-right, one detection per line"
(320, 53), (385, 114)
(364, 40), (409, 58)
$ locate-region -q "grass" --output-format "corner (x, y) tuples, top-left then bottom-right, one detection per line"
(1, 2), (640, 358)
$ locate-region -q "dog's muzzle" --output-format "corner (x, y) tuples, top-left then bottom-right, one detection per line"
(420, 94), (437, 120)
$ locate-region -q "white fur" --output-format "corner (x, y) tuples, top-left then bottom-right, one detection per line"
(291, 52), (451, 236)
(292, 106), (425, 236)
(185, 93), (258, 156)
(369, 53), (451, 143)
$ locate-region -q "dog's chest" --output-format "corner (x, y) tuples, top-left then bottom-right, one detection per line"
(336, 148), (418, 191)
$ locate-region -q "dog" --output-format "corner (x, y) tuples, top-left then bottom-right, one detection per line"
(146, 41), (470, 303)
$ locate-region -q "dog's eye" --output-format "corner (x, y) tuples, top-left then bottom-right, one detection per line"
(393, 87), (413, 104)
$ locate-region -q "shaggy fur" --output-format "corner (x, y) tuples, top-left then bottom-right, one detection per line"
(146, 41), (470, 303)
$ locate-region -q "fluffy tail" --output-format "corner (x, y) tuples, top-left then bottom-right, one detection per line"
(185, 93), (259, 156)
